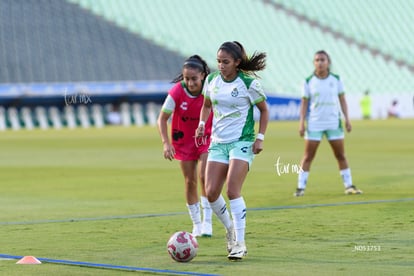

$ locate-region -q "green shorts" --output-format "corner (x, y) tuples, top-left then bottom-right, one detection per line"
(305, 126), (344, 141)
(208, 141), (255, 167)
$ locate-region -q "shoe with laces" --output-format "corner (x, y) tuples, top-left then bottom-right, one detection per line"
(226, 226), (236, 253)
(227, 241), (247, 261)
(345, 185), (363, 195)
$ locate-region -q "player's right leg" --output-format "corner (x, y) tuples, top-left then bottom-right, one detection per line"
(295, 131), (321, 197)
(198, 152), (213, 237)
(180, 160), (202, 236)
(205, 143), (234, 253)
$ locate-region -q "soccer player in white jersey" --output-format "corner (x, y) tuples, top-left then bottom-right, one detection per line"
(196, 41), (269, 260)
(295, 50), (363, 197)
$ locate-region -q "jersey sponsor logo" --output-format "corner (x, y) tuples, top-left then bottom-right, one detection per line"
(180, 102), (188, 110)
(181, 116), (199, 122)
(231, 88), (239, 97)
(172, 129), (184, 141)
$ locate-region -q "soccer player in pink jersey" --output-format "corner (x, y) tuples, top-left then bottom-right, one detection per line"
(157, 55), (213, 237)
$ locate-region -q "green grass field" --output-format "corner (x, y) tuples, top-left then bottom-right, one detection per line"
(0, 119), (413, 276)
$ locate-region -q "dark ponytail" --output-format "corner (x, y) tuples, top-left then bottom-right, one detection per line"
(172, 55), (210, 83)
(218, 41), (266, 77)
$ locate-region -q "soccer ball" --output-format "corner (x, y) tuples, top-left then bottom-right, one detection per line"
(167, 231), (198, 262)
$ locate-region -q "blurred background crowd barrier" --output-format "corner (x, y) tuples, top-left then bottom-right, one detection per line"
(1, 0), (412, 130)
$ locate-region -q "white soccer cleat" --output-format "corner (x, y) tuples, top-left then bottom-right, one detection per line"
(227, 241), (247, 261)
(201, 221), (212, 237)
(192, 223), (202, 237)
(226, 226), (236, 253)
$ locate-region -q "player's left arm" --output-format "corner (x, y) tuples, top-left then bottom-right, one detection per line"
(253, 100), (269, 154)
(339, 93), (352, 132)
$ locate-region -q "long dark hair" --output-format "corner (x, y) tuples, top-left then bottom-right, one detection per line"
(218, 41), (266, 77)
(172, 55), (210, 83)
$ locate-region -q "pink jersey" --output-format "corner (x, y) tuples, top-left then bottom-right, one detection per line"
(163, 82), (212, 161)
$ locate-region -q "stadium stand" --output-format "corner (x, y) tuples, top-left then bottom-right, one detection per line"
(0, 0), (185, 82)
(0, 0), (413, 129)
(270, 0), (414, 65)
(69, 0), (414, 95)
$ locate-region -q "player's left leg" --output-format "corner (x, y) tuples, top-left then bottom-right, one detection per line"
(226, 158), (249, 260)
(226, 141), (254, 260)
(328, 138), (362, 194)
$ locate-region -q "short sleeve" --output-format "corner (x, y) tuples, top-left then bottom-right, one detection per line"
(302, 80), (310, 99)
(161, 95), (175, 114)
(202, 78), (210, 99)
(248, 79), (266, 104)
(338, 78), (345, 95)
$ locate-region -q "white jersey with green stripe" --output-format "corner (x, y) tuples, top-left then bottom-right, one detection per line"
(203, 71), (266, 143)
(303, 73), (344, 132)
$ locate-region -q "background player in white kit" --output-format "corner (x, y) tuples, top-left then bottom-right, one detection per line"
(295, 50), (363, 197)
(196, 41), (268, 260)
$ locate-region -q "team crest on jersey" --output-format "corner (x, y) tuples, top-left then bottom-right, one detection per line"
(180, 102), (188, 110)
(231, 88), (239, 97)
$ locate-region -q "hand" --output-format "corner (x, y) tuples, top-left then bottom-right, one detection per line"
(345, 120), (352, 132)
(252, 139), (263, 154)
(195, 125), (205, 137)
(299, 124), (305, 137)
(163, 143), (175, 161)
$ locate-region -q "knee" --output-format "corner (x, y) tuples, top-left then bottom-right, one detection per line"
(334, 152), (346, 162)
(205, 184), (219, 202)
(185, 177), (197, 190)
(226, 188), (240, 200)
(302, 153), (315, 163)
(206, 192), (219, 203)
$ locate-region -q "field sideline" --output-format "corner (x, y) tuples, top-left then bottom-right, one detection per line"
(0, 119), (413, 275)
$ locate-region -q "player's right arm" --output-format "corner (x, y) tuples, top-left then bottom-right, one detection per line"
(299, 79), (311, 137)
(157, 111), (175, 161)
(299, 97), (308, 137)
(157, 95), (176, 161)
(196, 97), (212, 137)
